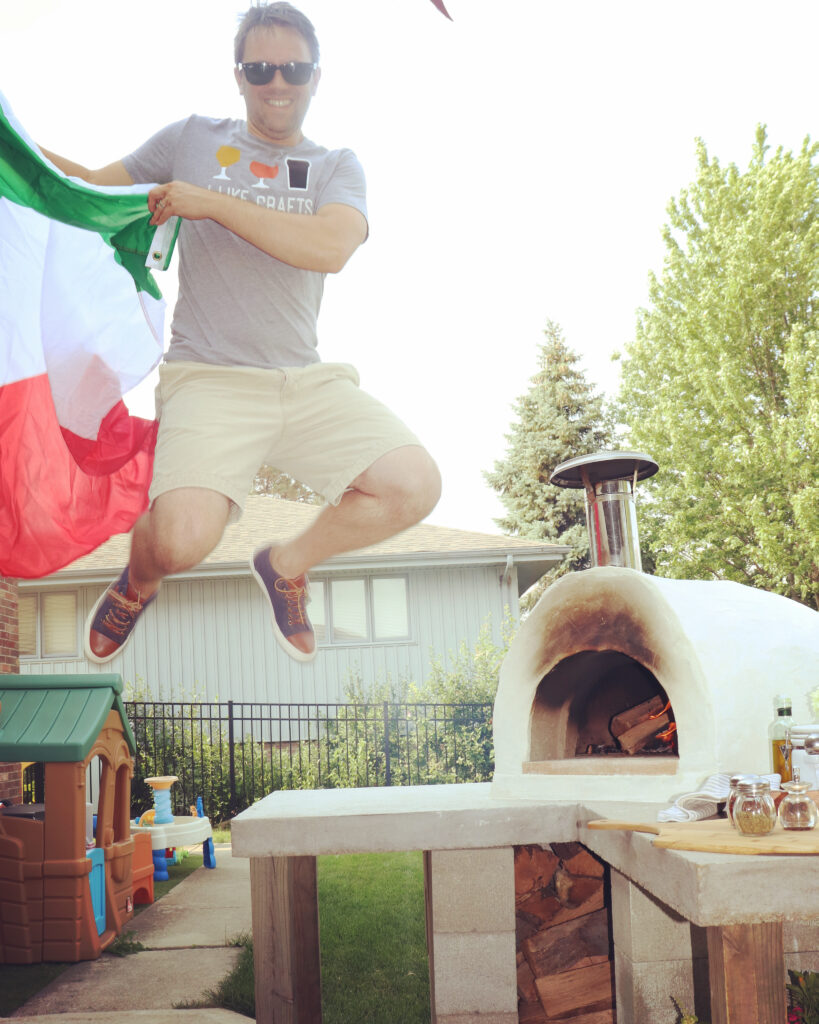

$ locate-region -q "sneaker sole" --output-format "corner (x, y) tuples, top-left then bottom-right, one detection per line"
(250, 549), (317, 664)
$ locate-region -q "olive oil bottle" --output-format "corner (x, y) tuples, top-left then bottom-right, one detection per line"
(769, 695), (793, 783)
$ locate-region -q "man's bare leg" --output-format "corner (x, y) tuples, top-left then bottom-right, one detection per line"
(249, 445), (440, 662)
(85, 488), (231, 663)
(270, 445), (441, 579)
(129, 487), (233, 596)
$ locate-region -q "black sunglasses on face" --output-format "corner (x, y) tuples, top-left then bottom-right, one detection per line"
(237, 61), (317, 86)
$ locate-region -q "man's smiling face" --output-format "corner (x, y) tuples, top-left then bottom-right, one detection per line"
(235, 24), (320, 147)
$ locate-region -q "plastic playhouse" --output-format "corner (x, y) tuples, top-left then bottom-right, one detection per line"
(0, 674), (136, 963)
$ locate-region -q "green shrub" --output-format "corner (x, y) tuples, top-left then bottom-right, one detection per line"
(126, 616), (513, 816)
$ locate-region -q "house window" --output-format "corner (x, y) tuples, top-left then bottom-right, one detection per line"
(308, 576), (410, 645)
(372, 577), (410, 638)
(18, 592), (79, 658)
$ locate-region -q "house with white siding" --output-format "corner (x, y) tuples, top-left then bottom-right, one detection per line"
(17, 496), (568, 704)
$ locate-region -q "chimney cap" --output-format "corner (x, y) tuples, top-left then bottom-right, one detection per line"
(550, 450), (658, 489)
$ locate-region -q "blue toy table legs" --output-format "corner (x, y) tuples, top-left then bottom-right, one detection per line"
(203, 836), (216, 868)
(152, 848), (169, 881)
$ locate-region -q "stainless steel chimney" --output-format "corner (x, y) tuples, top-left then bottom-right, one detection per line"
(549, 451), (658, 570)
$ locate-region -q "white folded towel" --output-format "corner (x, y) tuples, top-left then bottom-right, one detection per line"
(657, 772), (781, 822)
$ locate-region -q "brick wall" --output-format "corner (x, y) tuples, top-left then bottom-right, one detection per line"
(0, 576), (18, 673)
(0, 576), (22, 804)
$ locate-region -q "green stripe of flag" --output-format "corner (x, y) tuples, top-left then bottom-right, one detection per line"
(0, 101), (175, 299)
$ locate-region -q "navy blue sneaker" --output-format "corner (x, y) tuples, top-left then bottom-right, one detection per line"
(84, 566), (157, 664)
(251, 546), (316, 663)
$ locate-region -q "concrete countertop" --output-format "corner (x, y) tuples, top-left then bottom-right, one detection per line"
(230, 782), (578, 856)
(577, 799), (819, 927)
(231, 784), (819, 927)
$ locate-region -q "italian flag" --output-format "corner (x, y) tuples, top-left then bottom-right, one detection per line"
(0, 92), (175, 579)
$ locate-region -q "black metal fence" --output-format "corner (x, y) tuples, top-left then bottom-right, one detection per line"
(125, 700), (494, 823)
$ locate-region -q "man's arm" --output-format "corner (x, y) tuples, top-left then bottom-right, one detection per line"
(38, 149), (134, 187)
(147, 181), (367, 274)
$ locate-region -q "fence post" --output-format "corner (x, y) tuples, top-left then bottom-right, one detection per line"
(383, 702), (392, 787)
(228, 700), (237, 815)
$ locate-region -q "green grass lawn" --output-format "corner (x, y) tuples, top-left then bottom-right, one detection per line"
(204, 850), (431, 1023)
(318, 851), (430, 1024)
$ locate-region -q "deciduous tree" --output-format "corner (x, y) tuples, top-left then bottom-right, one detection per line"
(618, 127), (819, 607)
(251, 465), (321, 503)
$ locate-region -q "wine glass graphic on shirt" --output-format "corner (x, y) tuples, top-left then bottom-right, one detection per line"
(250, 161), (279, 188)
(213, 146), (241, 179)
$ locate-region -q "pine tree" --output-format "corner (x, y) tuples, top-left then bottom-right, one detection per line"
(485, 322), (614, 600)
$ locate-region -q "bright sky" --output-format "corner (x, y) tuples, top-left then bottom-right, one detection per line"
(2, 0), (817, 533)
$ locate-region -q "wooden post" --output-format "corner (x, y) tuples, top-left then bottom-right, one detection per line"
(706, 922), (785, 1024)
(250, 855), (322, 1024)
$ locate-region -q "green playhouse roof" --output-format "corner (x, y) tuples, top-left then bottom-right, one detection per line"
(0, 674), (136, 762)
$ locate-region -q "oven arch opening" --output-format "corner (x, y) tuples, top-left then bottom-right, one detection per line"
(528, 649), (677, 768)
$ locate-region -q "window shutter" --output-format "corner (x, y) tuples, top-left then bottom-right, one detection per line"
(42, 592), (78, 656)
(18, 595), (37, 656)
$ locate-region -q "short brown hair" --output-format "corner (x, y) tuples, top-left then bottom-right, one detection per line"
(234, 3), (320, 64)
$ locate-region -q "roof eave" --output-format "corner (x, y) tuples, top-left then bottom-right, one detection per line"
(20, 546), (572, 589)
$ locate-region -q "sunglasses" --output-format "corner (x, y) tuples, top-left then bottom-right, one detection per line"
(237, 61), (317, 86)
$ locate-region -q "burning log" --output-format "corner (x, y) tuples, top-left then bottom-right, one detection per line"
(610, 695), (666, 736)
(610, 695), (675, 754)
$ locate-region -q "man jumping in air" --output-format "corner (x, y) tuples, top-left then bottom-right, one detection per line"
(41, 2), (441, 665)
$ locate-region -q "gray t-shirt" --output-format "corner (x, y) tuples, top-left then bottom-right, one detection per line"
(123, 116), (367, 368)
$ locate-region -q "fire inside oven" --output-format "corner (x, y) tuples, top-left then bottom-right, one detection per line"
(530, 649), (678, 761)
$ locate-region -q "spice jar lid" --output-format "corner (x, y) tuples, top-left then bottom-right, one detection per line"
(737, 778), (771, 793)
(783, 781), (811, 794)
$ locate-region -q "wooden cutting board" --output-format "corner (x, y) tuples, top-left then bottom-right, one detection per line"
(585, 817), (819, 855)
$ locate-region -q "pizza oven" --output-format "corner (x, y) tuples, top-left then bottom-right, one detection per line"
(491, 454), (819, 801)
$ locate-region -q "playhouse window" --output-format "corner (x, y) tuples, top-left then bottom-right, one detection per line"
(18, 592), (79, 658)
(308, 575), (411, 646)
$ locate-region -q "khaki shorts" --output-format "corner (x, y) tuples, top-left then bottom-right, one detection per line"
(149, 360), (420, 519)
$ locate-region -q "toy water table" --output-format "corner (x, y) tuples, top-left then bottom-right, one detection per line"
(131, 776), (215, 880)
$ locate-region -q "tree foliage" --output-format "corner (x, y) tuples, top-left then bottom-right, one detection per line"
(251, 464), (321, 502)
(618, 127), (819, 607)
(485, 322), (614, 601)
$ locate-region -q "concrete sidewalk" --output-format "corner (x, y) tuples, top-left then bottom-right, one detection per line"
(8, 847), (253, 1024)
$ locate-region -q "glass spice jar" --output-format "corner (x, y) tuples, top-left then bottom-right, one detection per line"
(727, 774), (756, 828)
(779, 781), (818, 831)
(733, 778), (778, 837)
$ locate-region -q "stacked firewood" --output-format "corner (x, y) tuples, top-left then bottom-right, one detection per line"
(515, 843), (615, 1023)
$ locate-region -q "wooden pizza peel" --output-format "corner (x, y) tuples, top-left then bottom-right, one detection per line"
(586, 817), (819, 855)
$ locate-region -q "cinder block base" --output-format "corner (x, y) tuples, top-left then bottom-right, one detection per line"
(785, 921), (819, 974)
(426, 848), (517, 1022)
(616, 953), (710, 1023)
(611, 869), (709, 1024)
